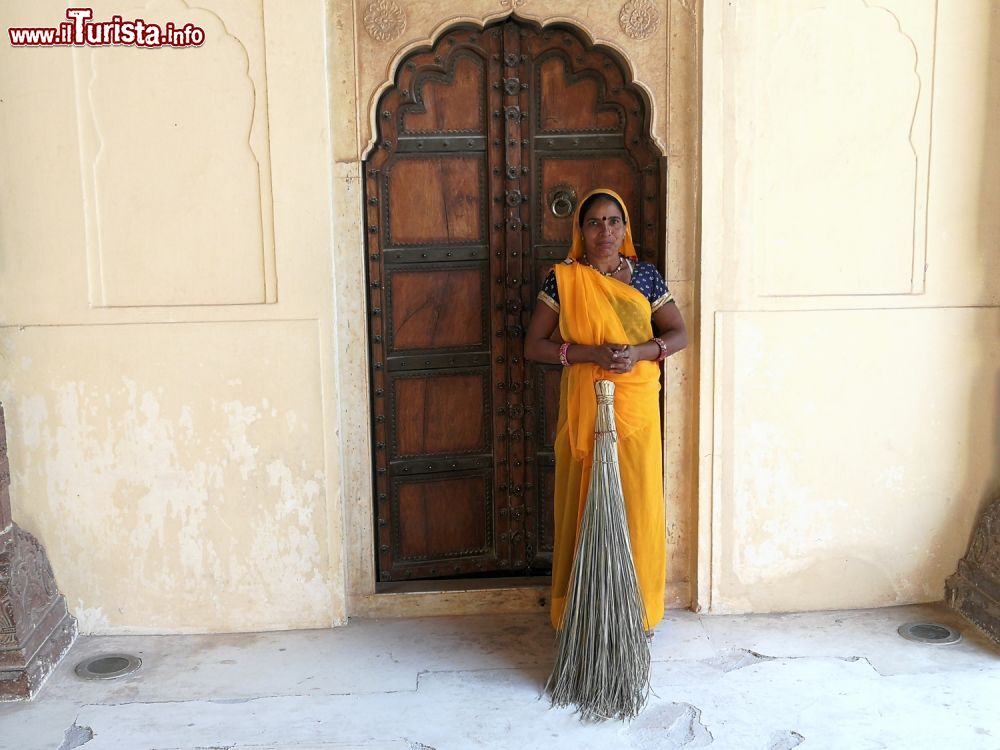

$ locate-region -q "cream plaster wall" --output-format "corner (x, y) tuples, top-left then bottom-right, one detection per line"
(0, 0), (346, 632)
(700, 0), (1000, 612)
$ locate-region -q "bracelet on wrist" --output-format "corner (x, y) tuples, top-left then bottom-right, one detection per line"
(559, 342), (571, 367)
(653, 337), (669, 362)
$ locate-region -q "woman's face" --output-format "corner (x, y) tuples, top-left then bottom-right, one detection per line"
(581, 197), (626, 258)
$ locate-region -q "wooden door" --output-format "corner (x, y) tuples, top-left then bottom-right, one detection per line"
(364, 19), (663, 584)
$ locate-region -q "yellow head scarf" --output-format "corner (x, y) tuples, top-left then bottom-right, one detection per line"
(566, 188), (638, 262)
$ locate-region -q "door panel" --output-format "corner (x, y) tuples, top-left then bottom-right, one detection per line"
(365, 19), (663, 583)
(536, 54), (621, 132)
(538, 464), (556, 558)
(395, 473), (492, 558)
(537, 367), (562, 449)
(401, 53), (486, 133)
(391, 470), (495, 578)
(390, 372), (490, 458)
(387, 267), (486, 351)
(386, 156), (486, 245)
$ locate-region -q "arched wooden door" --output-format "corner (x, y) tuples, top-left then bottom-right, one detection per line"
(364, 19), (664, 584)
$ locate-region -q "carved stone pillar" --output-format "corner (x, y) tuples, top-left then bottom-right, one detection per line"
(0, 402), (78, 701)
(946, 497), (1000, 648)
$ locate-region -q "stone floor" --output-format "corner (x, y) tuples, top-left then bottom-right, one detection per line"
(1, 602), (998, 750)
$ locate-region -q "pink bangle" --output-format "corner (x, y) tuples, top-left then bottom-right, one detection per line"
(559, 342), (571, 367)
(653, 337), (668, 362)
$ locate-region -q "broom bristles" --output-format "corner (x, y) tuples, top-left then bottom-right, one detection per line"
(546, 379), (651, 721)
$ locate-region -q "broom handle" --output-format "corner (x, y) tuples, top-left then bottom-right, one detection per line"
(594, 380), (616, 440)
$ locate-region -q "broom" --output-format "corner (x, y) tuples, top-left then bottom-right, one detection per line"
(545, 379), (651, 721)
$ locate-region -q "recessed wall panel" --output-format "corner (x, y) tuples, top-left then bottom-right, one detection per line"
(752, 1), (935, 297)
(714, 307), (1000, 612)
(75, 2), (277, 307)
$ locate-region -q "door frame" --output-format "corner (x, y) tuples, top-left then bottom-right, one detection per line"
(327, 4), (700, 619)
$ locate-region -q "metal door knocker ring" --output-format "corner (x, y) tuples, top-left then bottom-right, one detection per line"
(548, 187), (577, 218)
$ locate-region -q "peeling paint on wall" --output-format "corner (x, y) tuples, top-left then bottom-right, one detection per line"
(0, 322), (335, 634)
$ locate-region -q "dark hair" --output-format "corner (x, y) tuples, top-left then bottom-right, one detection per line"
(577, 192), (626, 227)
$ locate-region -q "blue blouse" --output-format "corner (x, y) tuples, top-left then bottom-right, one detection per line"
(537, 258), (673, 314)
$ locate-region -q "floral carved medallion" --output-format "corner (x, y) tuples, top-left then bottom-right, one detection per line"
(500, 0), (529, 8)
(364, 0), (406, 43)
(619, 0), (661, 41)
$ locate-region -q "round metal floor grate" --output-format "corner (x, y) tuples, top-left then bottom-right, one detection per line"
(75, 653), (142, 680)
(897, 622), (961, 645)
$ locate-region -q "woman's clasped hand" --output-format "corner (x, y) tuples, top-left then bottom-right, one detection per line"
(594, 344), (633, 372)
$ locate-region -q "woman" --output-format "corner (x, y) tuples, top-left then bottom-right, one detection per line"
(524, 188), (687, 632)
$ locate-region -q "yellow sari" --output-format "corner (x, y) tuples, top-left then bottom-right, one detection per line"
(549, 189), (665, 631)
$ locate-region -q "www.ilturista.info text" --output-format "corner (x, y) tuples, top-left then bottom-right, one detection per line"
(8, 8), (205, 48)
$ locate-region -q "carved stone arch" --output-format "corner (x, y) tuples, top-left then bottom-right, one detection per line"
(360, 12), (667, 161)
